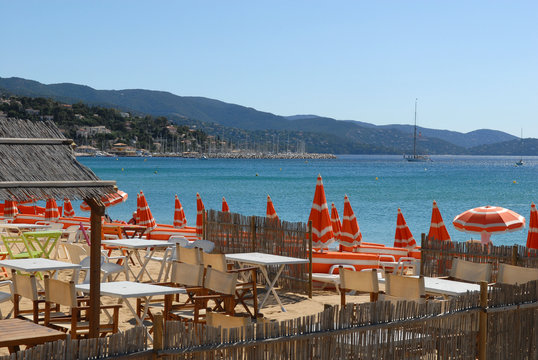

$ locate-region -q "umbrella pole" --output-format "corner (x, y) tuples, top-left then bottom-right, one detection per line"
(86, 197), (105, 338)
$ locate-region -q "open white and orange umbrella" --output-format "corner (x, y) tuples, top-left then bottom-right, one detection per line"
(173, 195), (187, 229)
(307, 174), (334, 249)
(453, 205), (525, 245)
(266, 195), (279, 222)
(330, 203), (342, 243)
(4, 200), (18, 218)
(138, 192), (156, 231)
(526, 203), (538, 249)
(222, 197), (230, 213)
(428, 200), (451, 242)
(394, 208), (417, 250)
(340, 195), (362, 248)
(80, 190), (128, 212)
(63, 198), (75, 218)
(45, 198), (60, 222)
(196, 193), (205, 239)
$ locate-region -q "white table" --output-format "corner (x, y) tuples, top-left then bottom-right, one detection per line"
(0, 224), (51, 233)
(0, 258), (81, 282)
(102, 239), (170, 282)
(76, 281), (185, 341)
(225, 252), (309, 312)
(377, 274), (482, 297)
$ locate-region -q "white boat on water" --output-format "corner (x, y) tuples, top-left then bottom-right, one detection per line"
(404, 99), (431, 162)
(515, 129), (524, 166)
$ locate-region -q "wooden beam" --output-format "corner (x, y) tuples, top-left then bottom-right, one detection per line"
(0, 180), (117, 188)
(86, 197), (105, 339)
(0, 138), (75, 145)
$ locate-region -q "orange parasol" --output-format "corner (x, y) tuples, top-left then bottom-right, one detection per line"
(340, 195), (362, 248)
(307, 174), (334, 249)
(135, 193), (141, 224)
(266, 195), (279, 222)
(3, 200), (18, 218)
(173, 195), (187, 229)
(394, 208), (417, 250)
(80, 190), (128, 211)
(63, 198), (75, 218)
(330, 202), (342, 243)
(453, 205), (525, 245)
(428, 200), (451, 242)
(45, 198), (60, 222)
(196, 193), (205, 239)
(138, 192), (156, 231)
(526, 203), (538, 249)
(222, 197), (230, 213)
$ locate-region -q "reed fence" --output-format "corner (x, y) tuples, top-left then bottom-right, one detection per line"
(420, 234), (538, 280)
(3, 281), (536, 359)
(204, 210), (311, 294)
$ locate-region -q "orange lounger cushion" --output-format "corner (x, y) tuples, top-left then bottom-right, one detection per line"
(312, 251), (379, 273)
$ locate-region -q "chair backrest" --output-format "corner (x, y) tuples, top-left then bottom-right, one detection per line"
(47, 223), (64, 230)
(63, 225), (80, 243)
(206, 312), (251, 329)
(64, 243), (88, 264)
(340, 268), (379, 293)
(168, 236), (191, 247)
(170, 261), (204, 287)
(497, 264), (538, 285)
(202, 252), (227, 272)
(204, 266), (238, 295)
(192, 239), (215, 253)
(44, 276), (77, 307)
(385, 274), (425, 300)
(12, 270), (38, 301)
(176, 245), (202, 265)
(450, 258), (492, 283)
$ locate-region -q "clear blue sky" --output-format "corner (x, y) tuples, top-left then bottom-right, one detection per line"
(1, 1), (537, 137)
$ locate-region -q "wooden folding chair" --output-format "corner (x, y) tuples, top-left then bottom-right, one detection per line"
(339, 267), (380, 305)
(497, 263), (538, 285)
(449, 258), (492, 283)
(381, 273), (426, 303)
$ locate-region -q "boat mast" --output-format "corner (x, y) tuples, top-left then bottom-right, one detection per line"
(413, 98), (417, 157)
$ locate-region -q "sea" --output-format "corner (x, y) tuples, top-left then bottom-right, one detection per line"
(71, 155), (537, 248)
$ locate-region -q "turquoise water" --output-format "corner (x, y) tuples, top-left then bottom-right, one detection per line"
(73, 155), (537, 247)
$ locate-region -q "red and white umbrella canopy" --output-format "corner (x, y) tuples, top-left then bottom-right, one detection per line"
(428, 200), (451, 242)
(340, 195), (362, 248)
(80, 190), (128, 211)
(45, 198), (60, 222)
(4, 200), (18, 218)
(453, 205), (525, 245)
(222, 197), (230, 213)
(173, 195), (187, 229)
(63, 198), (75, 218)
(307, 174), (334, 249)
(138, 192), (156, 231)
(135, 193), (141, 224)
(266, 195), (279, 222)
(330, 203), (342, 243)
(526, 203), (538, 249)
(394, 208), (417, 250)
(196, 193), (205, 239)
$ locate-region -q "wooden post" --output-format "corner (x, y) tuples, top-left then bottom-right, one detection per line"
(202, 210), (207, 240)
(511, 244), (518, 265)
(250, 217), (256, 253)
(152, 313), (164, 359)
(85, 197), (105, 339)
(478, 281), (488, 360)
(420, 233), (426, 276)
(308, 220), (313, 299)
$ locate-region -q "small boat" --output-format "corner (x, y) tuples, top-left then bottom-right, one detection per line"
(404, 99), (431, 162)
(515, 129), (524, 166)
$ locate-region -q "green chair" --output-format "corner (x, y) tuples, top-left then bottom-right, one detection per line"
(22, 231), (62, 259)
(2, 233), (43, 259)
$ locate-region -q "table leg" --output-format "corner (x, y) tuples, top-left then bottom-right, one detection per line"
(135, 249), (156, 282)
(123, 296), (154, 342)
(258, 265), (287, 312)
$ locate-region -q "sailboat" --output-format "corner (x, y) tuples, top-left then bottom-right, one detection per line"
(404, 99), (431, 162)
(515, 129), (524, 166)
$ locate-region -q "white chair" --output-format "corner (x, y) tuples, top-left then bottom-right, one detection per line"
(393, 257), (419, 275)
(64, 243), (127, 283)
(144, 236), (193, 282)
(191, 239), (215, 253)
(0, 280), (13, 319)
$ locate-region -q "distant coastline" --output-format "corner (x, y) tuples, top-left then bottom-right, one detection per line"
(76, 152), (336, 159)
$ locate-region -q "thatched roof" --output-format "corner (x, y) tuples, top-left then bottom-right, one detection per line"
(0, 118), (116, 201)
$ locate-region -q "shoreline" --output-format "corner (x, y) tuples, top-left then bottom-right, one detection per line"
(76, 152), (337, 159)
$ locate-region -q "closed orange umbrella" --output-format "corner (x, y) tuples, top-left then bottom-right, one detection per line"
(174, 195), (187, 229)
(394, 208), (417, 250)
(307, 174), (334, 249)
(45, 198), (60, 222)
(222, 197), (230, 213)
(63, 198), (75, 218)
(4, 200), (18, 218)
(340, 195), (362, 248)
(196, 193), (205, 239)
(428, 200), (451, 242)
(138, 192), (156, 231)
(80, 190), (128, 211)
(330, 202), (342, 243)
(453, 205), (525, 245)
(526, 203), (538, 249)
(266, 195), (279, 222)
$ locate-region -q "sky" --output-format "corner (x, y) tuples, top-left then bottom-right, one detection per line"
(1, 1), (537, 137)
